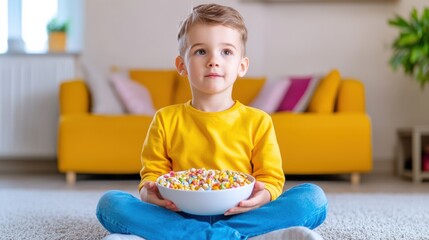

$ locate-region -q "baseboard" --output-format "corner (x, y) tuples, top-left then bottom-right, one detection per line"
(0, 158), (58, 174)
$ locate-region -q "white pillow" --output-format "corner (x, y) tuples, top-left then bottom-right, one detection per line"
(110, 73), (156, 115)
(83, 65), (124, 114)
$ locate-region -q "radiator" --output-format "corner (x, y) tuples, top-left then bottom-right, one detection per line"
(0, 55), (76, 158)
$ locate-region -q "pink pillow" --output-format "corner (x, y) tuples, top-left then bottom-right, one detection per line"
(277, 75), (321, 112)
(110, 73), (156, 115)
(249, 79), (291, 114)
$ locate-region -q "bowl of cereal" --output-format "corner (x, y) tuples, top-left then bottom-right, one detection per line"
(156, 168), (255, 216)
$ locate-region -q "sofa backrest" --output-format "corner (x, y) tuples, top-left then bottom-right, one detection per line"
(127, 69), (365, 114)
(129, 69), (266, 107)
(172, 75), (266, 105)
(173, 75), (192, 104)
(232, 77), (266, 105)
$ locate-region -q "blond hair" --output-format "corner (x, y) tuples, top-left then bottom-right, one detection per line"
(177, 3), (248, 56)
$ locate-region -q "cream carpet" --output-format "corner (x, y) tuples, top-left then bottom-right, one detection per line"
(1, 189), (429, 240)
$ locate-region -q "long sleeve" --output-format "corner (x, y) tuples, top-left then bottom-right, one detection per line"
(251, 116), (285, 200)
(138, 112), (172, 191)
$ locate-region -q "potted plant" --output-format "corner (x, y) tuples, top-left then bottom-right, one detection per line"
(388, 7), (429, 88)
(47, 18), (69, 52)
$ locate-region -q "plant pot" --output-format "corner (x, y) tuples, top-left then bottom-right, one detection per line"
(48, 32), (66, 52)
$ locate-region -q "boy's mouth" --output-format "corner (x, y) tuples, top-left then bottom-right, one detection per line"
(205, 73), (223, 78)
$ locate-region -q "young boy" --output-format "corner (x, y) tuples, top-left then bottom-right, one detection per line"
(97, 4), (327, 240)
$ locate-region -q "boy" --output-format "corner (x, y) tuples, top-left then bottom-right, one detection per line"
(97, 4), (327, 240)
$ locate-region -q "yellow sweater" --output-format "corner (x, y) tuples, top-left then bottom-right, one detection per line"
(138, 100), (285, 200)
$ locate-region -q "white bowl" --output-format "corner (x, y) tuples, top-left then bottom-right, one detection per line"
(156, 172), (255, 216)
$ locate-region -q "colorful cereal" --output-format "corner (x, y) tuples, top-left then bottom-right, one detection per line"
(156, 168), (252, 191)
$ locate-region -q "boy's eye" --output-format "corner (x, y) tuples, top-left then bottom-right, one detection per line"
(222, 49), (233, 56)
(195, 49), (206, 55)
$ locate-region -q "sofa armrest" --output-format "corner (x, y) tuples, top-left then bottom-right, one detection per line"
(58, 115), (153, 173)
(272, 113), (372, 174)
(60, 80), (90, 115)
(336, 79), (366, 113)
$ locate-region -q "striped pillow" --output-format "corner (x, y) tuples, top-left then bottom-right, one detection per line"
(249, 78), (291, 114)
(277, 75), (321, 112)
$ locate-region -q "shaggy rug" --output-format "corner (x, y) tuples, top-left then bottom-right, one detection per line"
(1, 189), (429, 240)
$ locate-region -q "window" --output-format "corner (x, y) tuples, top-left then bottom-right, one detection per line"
(0, 0), (82, 54)
(22, 0), (58, 52)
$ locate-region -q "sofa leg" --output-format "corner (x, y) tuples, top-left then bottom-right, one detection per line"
(66, 172), (76, 185)
(351, 173), (360, 185)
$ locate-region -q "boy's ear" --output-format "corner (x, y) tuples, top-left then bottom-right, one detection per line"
(175, 56), (187, 76)
(238, 57), (249, 78)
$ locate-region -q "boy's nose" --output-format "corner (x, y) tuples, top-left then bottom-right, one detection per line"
(207, 55), (220, 67)
(208, 62), (220, 67)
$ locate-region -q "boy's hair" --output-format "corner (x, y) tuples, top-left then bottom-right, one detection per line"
(177, 3), (248, 56)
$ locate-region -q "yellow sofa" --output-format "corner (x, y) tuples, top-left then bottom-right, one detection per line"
(58, 69), (372, 185)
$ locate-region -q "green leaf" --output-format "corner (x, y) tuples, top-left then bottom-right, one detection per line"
(423, 43), (429, 55)
(397, 33), (420, 47)
(423, 9), (429, 28)
(403, 51), (414, 74)
(390, 51), (405, 70)
(423, 9), (429, 27)
(388, 16), (412, 32)
(410, 47), (425, 64)
(411, 8), (419, 27)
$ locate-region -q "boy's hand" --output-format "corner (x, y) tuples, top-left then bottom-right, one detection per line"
(140, 181), (180, 212)
(224, 181), (271, 216)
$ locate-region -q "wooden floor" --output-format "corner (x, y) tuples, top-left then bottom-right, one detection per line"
(0, 171), (428, 194)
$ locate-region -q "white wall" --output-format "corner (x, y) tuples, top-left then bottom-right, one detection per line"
(81, 0), (429, 163)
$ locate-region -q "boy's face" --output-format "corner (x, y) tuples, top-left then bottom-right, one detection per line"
(176, 24), (249, 98)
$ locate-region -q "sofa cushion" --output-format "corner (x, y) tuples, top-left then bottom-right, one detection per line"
(232, 77), (266, 105)
(277, 75), (321, 112)
(110, 73), (156, 115)
(336, 79), (366, 113)
(129, 70), (177, 109)
(83, 64), (124, 114)
(308, 69), (341, 113)
(249, 79), (291, 114)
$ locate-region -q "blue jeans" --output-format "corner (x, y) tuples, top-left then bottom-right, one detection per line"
(96, 183), (327, 240)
